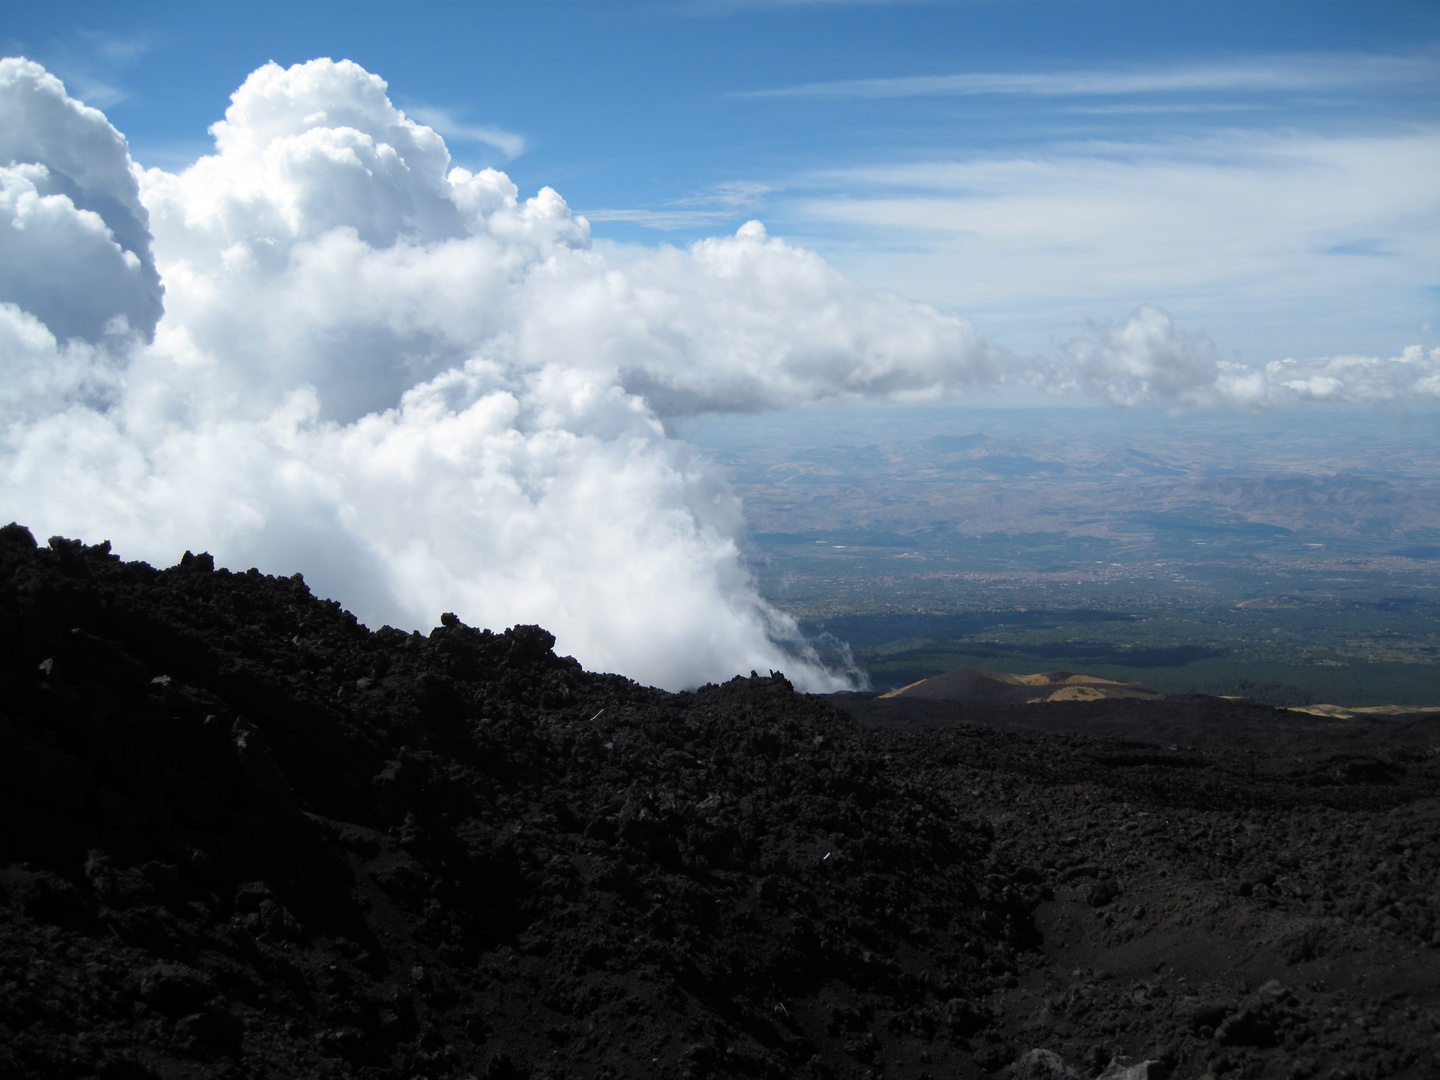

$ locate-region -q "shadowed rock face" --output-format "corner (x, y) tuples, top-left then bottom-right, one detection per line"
(1, 522), (1438, 1080)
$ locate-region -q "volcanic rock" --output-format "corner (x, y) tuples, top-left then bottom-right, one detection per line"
(1, 523), (1437, 1079)
(1013, 1047), (1081, 1078)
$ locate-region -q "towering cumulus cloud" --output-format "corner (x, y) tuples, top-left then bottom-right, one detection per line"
(0, 60), (163, 346)
(0, 58), (1001, 690)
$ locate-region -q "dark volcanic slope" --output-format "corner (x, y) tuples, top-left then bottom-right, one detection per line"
(1, 526), (1438, 1080)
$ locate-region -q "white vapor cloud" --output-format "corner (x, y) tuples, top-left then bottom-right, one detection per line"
(1061, 306), (1440, 410)
(578, 208), (739, 230)
(0, 59), (163, 343)
(792, 129), (1439, 359)
(582, 181), (774, 232)
(0, 56), (999, 691)
(1262, 345), (1440, 405)
(734, 52), (1439, 101)
(685, 0), (944, 11)
(405, 105), (528, 159)
(36, 30), (161, 110)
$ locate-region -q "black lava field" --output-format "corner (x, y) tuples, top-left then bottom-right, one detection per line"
(1, 524), (1437, 1080)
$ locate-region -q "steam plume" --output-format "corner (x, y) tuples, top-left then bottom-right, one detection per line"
(0, 58), (997, 690)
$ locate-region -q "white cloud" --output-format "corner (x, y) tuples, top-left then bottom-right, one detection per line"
(0, 57), (1001, 692)
(0, 58), (162, 342)
(533, 221), (1005, 414)
(1263, 344), (1440, 405)
(1058, 103), (1265, 117)
(406, 105), (528, 159)
(34, 30), (161, 110)
(788, 129), (1440, 359)
(694, 181), (774, 209)
(734, 52), (1439, 100)
(684, 0), (943, 11)
(1061, 306), (1440, 409)
(1059, 304), (1228, 409)
(580, 208), (740, 230)
(79, 29), (159, 68)
(0, 302), (121, 417)
(583, 181), (774, 232)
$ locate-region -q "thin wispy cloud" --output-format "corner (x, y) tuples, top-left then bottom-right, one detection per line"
(407, 104), (528, 159)
(731, 52), (1439, 101)
(804, 128), (1440, 188)
(584, 180), (774, 231)
(682, 0), (945, 12)
(674, 180), (774, 209)
(782, 127), (1439, 359)
(581, 207), (739, 230)
(45, 29), (161, 108)
(1059, 102), (1266, 117)
(79, 28), (159, 66)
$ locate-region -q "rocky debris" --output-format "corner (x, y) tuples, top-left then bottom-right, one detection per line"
(1095, 1056), (1163, 1080)
(1, 523), (1438, 1079)
(1016, 1055), (1162, 1080)
(1013, 1048), (1082, 1079)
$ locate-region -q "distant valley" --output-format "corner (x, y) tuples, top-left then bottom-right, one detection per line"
(682, 405), (1440, 706)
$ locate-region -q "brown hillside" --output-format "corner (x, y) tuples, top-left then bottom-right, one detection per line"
(881, 668), (1164, 705)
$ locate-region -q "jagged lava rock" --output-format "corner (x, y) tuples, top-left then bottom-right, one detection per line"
(1, 523), (1437, 1080)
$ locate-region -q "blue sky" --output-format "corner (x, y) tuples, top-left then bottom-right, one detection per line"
(6, 0), (1438, 362)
